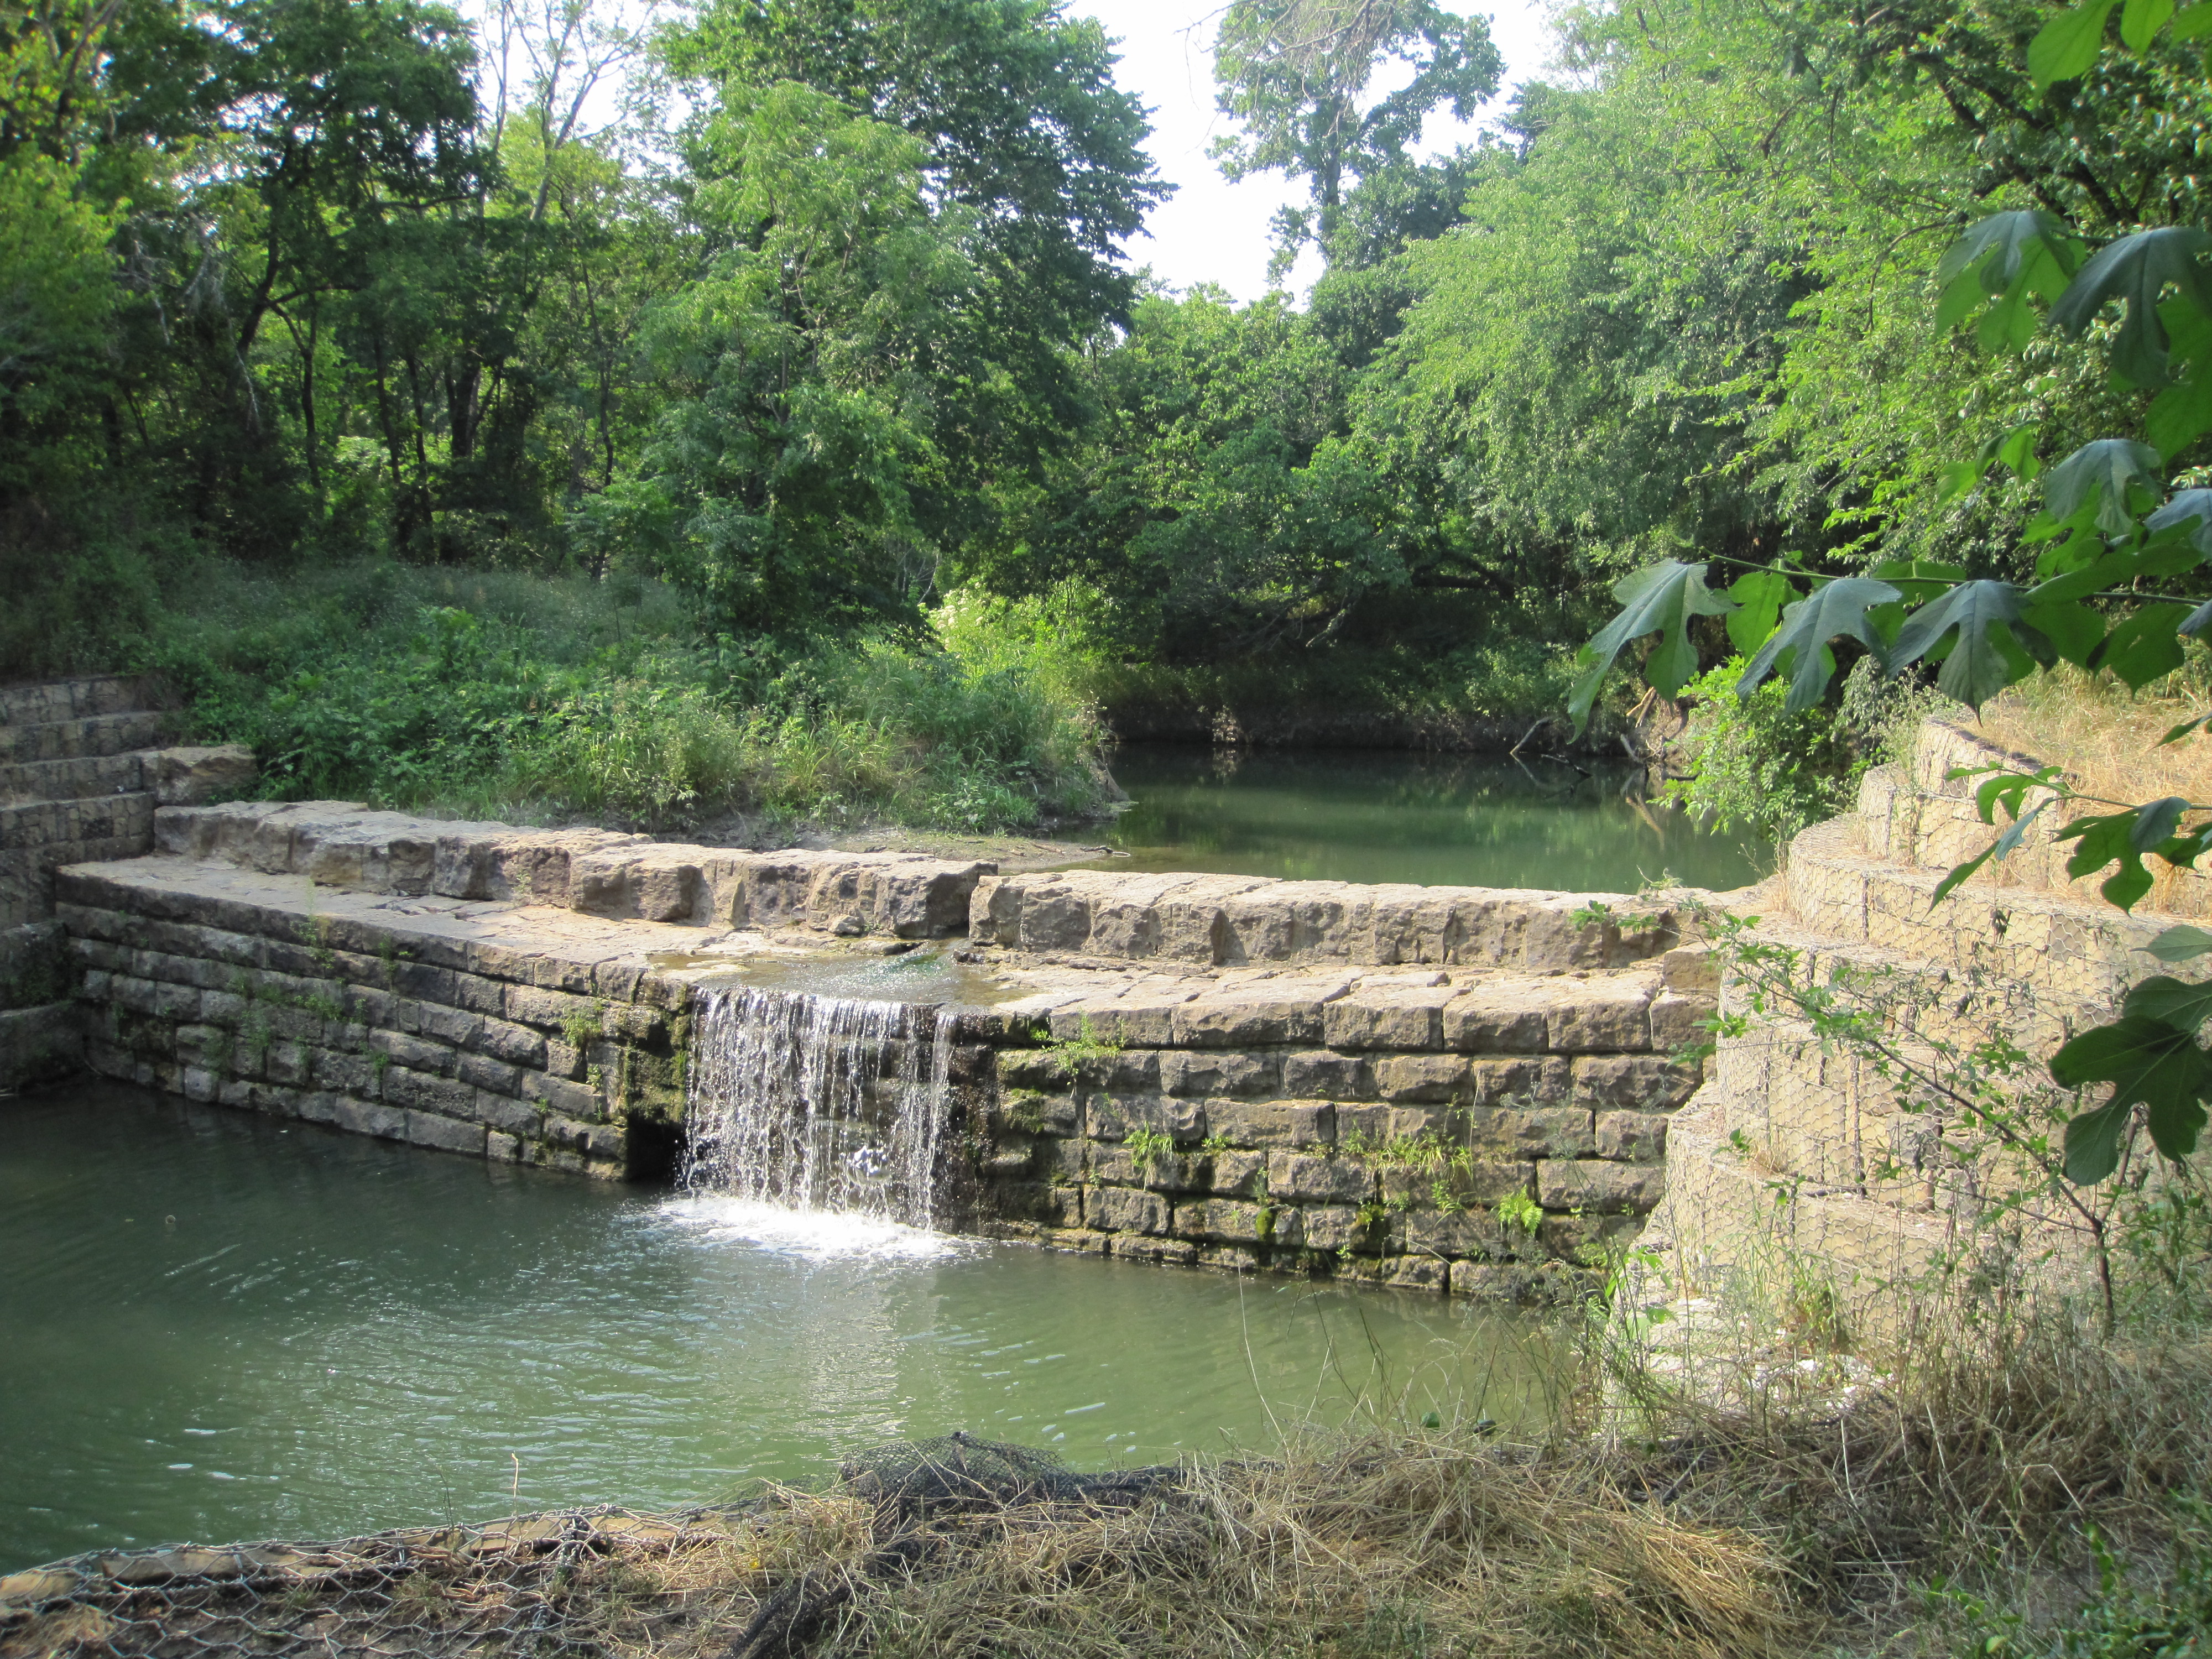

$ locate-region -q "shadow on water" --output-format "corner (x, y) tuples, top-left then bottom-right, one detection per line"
(1053, 744), (1768, 892)
(1, 1084), (1567, 1572)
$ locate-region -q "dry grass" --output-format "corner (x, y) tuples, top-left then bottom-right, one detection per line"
(10, 1309), (2211, 1658)
(1978, 665), (2212, 812)
(1971, 664), (2212, 912)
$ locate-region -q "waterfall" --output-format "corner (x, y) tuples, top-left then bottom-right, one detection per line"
(681, 987), (957, 1230)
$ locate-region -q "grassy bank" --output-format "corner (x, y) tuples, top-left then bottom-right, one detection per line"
(125, 561), (1116, 838)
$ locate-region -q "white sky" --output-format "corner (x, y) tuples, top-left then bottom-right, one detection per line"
(1066, 0), (1559, 304)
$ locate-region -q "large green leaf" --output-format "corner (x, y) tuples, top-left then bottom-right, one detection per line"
(1734, 577), (1900, 713)
(2028, 0), (2117, 85)
(2048, 1014), (2212, 1182)
(2147, 489), (2212, 555)
(1724, 569), (1798, 656)
(2090, 601), (2190, 689)
(2121, 0), (2177, 47)
(2056, 796), (2195, 909)
(2123, 974), (2212, 1031)
(2049, 228), (2212, 386)
(1936, 213), (2080, 352)
(2148, 924), (2212, 962)
(1567, 561), (1736, 736)
(1887, 580), (2035, 708)
(2044, 439), (2163, 534)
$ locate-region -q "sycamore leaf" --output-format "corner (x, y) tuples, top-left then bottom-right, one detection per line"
(2174, 1), (2212, 36)
(1568, 561), (1736, 737)
(2148, 924), (2212, 961)
(2090, 602), (2190, 688)
(2163, 712), (2212, 743)
(2028, 0), (2117, 85)
(2146, 374), (2212, 460)
(2044, 439), (2163, 534)
(1936, 215), (2080, 351)
(2121, 0), (2176, 47)
(2056, 796), (2191, 909)
(2049, 228), (2212, 386)
(1735, 576), (1900, 713)
(2049, 1014), (2212, 1181)
(2147, 488), (2212, 555)
(1888, 580), (2035, 707)
(1724, 569), (1798, 657)
(2124, 973), (2212, 1031)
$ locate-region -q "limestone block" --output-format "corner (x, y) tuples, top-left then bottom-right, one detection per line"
(1536, 1160), (1666, 1214)
(1385, 1256), (1452, 1292)
(1205, 1149), (1267, 1197)
(1206, 1100), (1333, 1149)
(526, 1071), (604, 1123)
(1570, 1053), (1700, 1112)
(148, 745), (255, 807)
(1464, 1105), (1592, 1159)
(1039, 1136), (1089, 1182)
(1537, 1212), (1642, 1262)
(405, 1111), (486, 1156)
(1595, 1110), (1668, 1162)
(1297, 1206), (1366, 1253)
(472, 1091), (542, 1137)
(1546, 975), (1655, 1052)
(467, 1015), (547, 1071)
(1660, 946), (1720, 993)
(1649, 991), (1716, 1052)
(1084, 1092), (1204, 1142)
(1401, 1209), (1506, 1259)
(1267, 1152), (1372, 1203)
(1088, 1185), (1168, 1234)
(1373, 1053), (1468, 1104)
(1171, 974), (1352, 1047)
(1468, 1055), (1571, 1108)
(1324, 980), (1455, 1050)
(1047, 994), (1194, 1049)
(1441, 978), (1552, 1052)
(488, 1131), (522, 1161)
(1159, 1048), (1280, 1098)
(381, 1065), (475, 1119)
(1280, 1050), (1373, 1099)
(333, 1095), (406, 1140)
(457, 1050), (521, 1095)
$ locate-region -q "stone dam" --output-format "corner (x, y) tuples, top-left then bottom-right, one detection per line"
(1, 678), (1715, 1298)
(5, 675), (2180, 1322)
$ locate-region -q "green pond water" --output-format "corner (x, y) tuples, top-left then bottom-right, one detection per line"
(1, 1085), (1560, 1573)
(1055, 745), (1768, 891)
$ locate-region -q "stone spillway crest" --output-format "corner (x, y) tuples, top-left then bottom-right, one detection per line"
(682, 988), (956, 1229)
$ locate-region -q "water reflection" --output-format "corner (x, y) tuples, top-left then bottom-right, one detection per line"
(2, 1086), (1560, 1572)
(1058, 744), (1766, 892)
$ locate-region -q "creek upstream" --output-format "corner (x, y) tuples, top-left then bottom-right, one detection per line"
(1, 1084), (1559, 1574)
(1049, 745), (1768, 890)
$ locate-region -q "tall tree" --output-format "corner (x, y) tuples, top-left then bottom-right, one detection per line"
(1210, 0), (1500, 274)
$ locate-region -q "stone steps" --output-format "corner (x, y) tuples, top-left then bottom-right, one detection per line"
(0, 676), (145, 726)
(0, 678), (253, 936)
(1661, 713), (2202, 1334)
(0, 750), (149, 806)
(0, 709), (168, 766)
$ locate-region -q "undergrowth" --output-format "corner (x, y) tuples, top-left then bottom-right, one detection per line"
(131, 559), (1114, 836)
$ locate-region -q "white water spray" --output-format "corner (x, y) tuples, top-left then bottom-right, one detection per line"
(680, 987), (957, 1230)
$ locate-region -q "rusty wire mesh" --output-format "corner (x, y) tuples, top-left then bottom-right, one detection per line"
(0, 1436), (1180, 1659)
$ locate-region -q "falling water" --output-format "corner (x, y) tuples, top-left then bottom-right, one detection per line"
(681, 988), (957, 1229)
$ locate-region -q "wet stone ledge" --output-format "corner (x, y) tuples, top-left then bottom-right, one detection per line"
(48, 815), (1721, 1294)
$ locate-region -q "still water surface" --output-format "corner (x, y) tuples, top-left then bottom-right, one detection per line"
(2, 1086), (1556, 1572)
(1056, 745), (1767, 891)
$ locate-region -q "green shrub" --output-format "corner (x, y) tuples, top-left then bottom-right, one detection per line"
(135, 557), (1112, 835)
(1660, 658), (1860, 849)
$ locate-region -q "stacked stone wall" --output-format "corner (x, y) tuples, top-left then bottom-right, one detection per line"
(60, 863), (691, 1180)
(961, 953), (1714, 1295)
